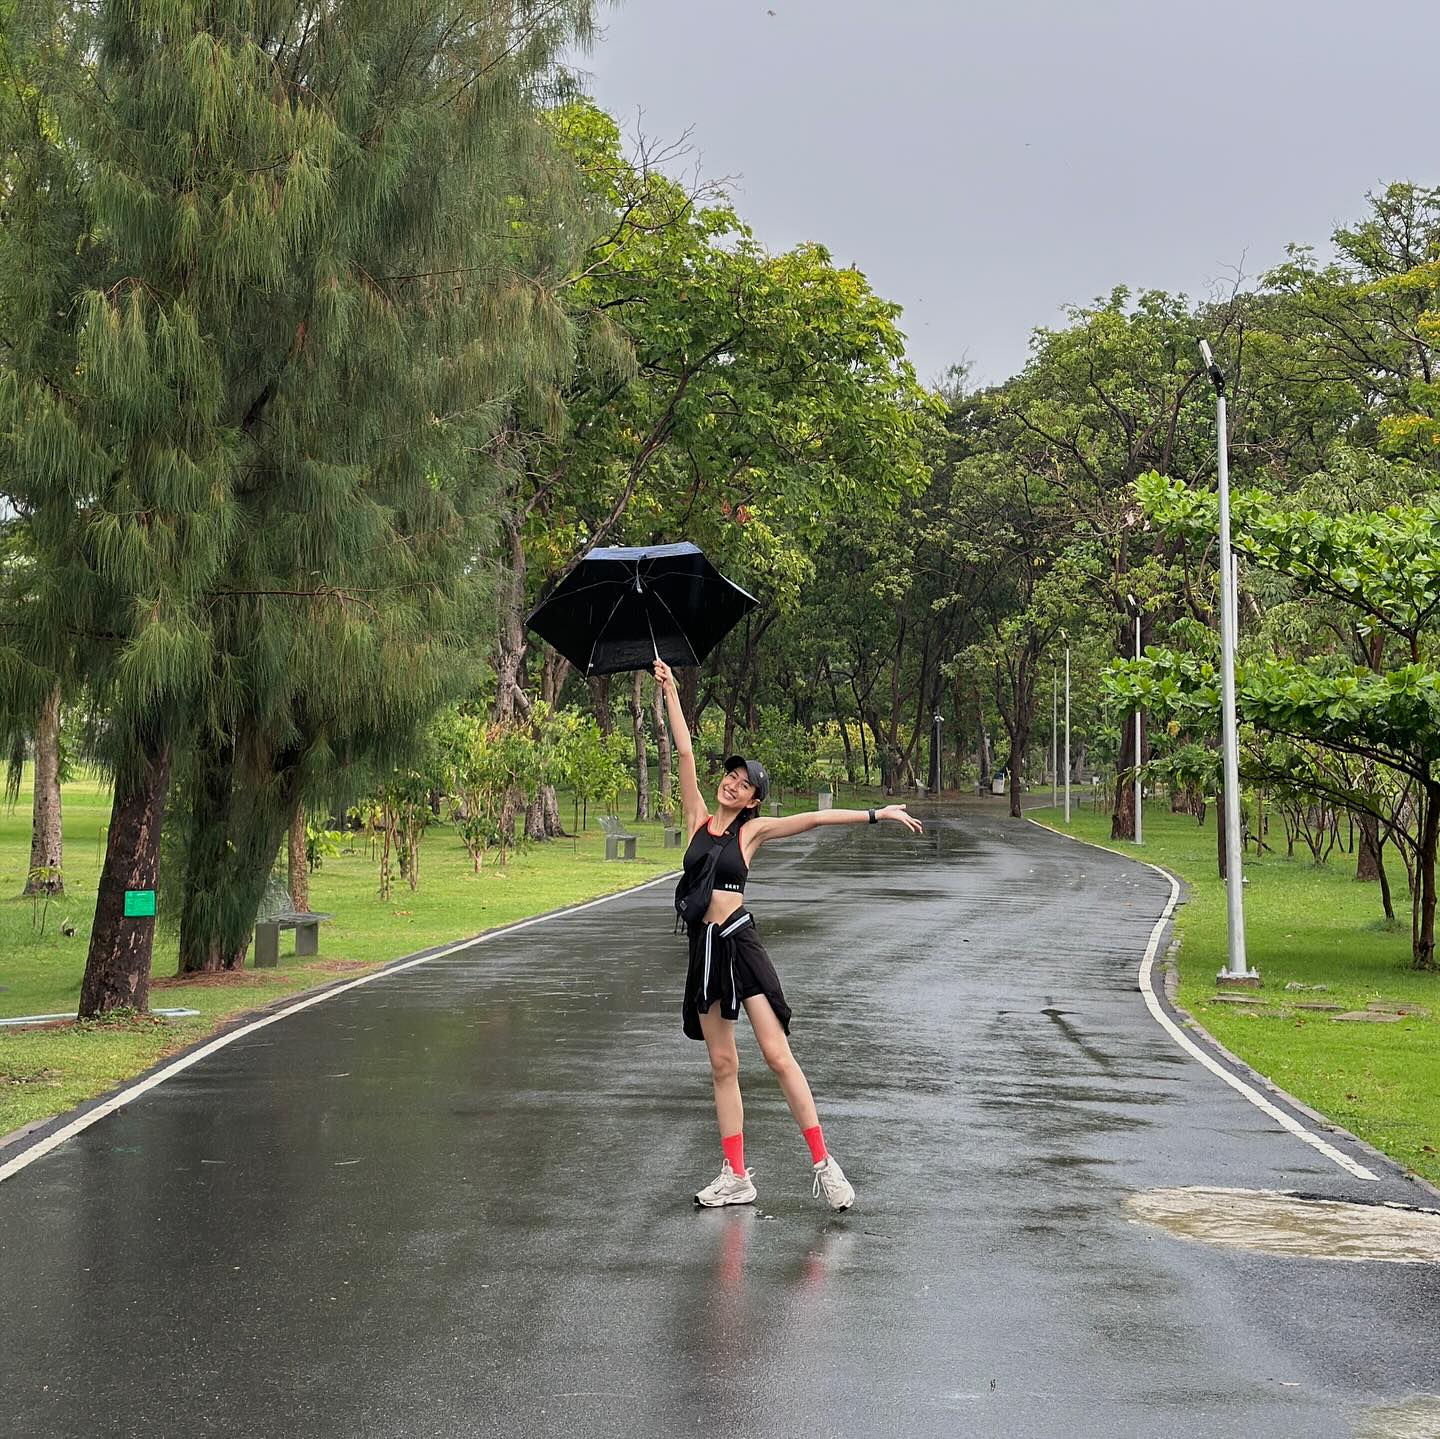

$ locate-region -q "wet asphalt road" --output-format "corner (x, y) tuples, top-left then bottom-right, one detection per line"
(2, 803), (1438, 1439)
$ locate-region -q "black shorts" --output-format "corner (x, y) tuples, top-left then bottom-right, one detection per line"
(682, 909), (792, 1041)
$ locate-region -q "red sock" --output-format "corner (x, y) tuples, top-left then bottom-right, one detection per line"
(802, 1124), (827, 1165)
(721, 1132), (745, 1176)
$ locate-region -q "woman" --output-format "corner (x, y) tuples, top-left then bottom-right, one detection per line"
(653, 658), (924, 1212)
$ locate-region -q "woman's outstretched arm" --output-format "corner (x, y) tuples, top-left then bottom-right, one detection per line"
(746, 804), (924, 848)
(652, 660), (706, 830)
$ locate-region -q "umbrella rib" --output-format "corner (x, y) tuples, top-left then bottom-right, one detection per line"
(646, 582), (702, 666)
(536, 577), (629, 604)
(586, 589), (632, 674)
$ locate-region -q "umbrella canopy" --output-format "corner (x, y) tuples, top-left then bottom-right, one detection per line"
(525, 542), (757, 676)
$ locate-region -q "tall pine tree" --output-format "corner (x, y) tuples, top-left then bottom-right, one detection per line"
(0, 1), (595, 1006)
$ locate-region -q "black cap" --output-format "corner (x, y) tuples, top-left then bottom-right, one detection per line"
(723, 754), (770, 804)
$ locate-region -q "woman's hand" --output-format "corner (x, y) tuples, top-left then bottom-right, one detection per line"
(881, 804), (924, 834)
(652, 658), (674, 689)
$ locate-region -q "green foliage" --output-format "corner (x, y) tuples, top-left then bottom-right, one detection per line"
(304, 819), (344, 874)
(1263, 183), (1440, 468)
(738, 705), (818, 796)
(512, 100), (942, 735)
(553, 711), (630, 820)
(26, 865), (62, 932)
(436, 710), (532, 870)
(0, 0), (600, 980)
(1114, 476), (1440, 965)
(1137, 471), (1440, 649)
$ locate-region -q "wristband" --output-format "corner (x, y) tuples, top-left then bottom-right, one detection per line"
(868, 808), (877, 824)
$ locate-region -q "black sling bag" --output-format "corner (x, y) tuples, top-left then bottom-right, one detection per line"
(674, 823), (738, 927)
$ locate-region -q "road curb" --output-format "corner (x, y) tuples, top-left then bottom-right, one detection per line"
(0, 868), (681, 1182)
(1025, 816), (1440, 1200)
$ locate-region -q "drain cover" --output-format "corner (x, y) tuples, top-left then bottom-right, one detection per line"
(1125, 1187), (1440, 1264)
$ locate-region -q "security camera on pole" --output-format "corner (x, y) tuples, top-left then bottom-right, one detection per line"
(1199, 339), (1259, 988)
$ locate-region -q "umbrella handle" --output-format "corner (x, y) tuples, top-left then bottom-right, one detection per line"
(646, 609), (659, 663)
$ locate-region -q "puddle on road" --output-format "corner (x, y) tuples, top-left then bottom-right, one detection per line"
(1358, 1395), (1440, 1439)
(1124, 1187), (1440, 1264)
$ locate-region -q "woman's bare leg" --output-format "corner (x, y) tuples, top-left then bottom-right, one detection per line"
(698, 1006), (743, 1137)
(743, 994), (819, 1131)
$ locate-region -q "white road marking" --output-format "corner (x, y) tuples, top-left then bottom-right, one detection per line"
(1026, 819), (1380, 1183)
(0, 871), (681, 1186)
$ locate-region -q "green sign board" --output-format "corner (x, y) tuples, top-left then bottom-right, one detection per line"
(123, 889), (156, 918)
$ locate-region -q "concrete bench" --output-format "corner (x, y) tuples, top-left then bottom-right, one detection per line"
(599, 815), (636, 861)
(253, 910), (334, 968)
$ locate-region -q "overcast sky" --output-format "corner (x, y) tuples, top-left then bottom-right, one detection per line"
(578, 0), (1440, 389)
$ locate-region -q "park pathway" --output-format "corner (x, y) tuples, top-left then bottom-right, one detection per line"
(1, 802), (1437, 1438)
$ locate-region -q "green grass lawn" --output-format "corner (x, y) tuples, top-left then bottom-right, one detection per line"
(1, 773), (878, 1137)
(1032, 801), (1440, 1190)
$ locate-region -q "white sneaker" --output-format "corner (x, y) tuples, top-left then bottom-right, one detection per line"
(812, 1155), (855, 1211)
(694, 1161), (757, 1207)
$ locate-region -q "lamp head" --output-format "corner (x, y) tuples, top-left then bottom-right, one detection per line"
(1197, 337), (1226, 395)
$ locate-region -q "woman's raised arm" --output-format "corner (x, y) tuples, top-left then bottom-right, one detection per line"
(653, 660), (706, 829)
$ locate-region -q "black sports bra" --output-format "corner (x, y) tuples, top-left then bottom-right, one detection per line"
(681, 815), (749, 894)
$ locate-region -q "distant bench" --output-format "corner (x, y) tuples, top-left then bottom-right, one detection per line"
(599, 815), (636, 861)
(254, 910), (334, 968)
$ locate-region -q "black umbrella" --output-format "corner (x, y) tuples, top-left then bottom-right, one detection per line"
(525, 542), (757, 676)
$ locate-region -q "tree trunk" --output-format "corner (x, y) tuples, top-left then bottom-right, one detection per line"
(1216, 788), (1228, 880)
(1005, 720), (1028, 818)
(288, 805), (309, 911)
(1414, 783), (1439, 969)
(542, 785), (565, 837)
(1376, 836), (1395, 922)
(177, 738), (241, 972)
(78, 734), (172, 1017)
(1356, 811), (1381, 881)
(631, 670), (650, 822)
(524, 790), (547, 841)
(493, 515), (528, 724)
(178, 741), (299, 973)
(23, 684), (63, 896)
(652, 681), (672, 818)
(679, 667), (701, 737)
(590, 675), (612, 737)
(1110, 708), (1139, 841)
(541, 649), (571, 708)
(864, 709), (900, 794)
(1110, 613), (1147, 839)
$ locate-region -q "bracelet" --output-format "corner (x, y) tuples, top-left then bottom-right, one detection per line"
(867, 808), (877, 824)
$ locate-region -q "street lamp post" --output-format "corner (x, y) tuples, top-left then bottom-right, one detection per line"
(1064, 641), (1071, 825)
(1052, 668), (1058, 811)
(1200, 339), (1257, 985)
(930, 711), (943, 794)
(1126, 593), (1142, 845)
